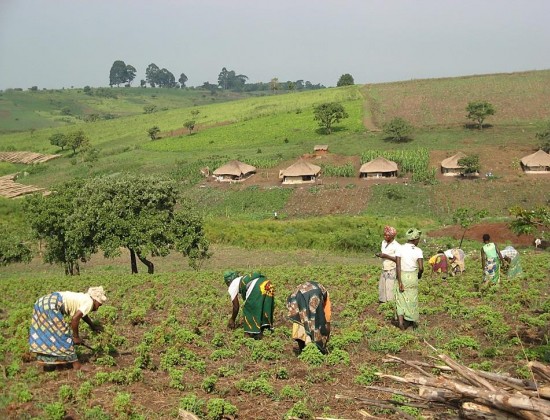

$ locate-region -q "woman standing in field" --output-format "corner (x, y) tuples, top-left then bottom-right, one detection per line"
(224, 271), (275, 339)
(481, 234), (505, 285)
(395, 228), (424, 330)
(29, 287), (106, 370)
(287, 281), (331, 354)
(375, 226), (400, 303)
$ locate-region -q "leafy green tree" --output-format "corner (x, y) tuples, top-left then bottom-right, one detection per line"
(336, 73), (354, 87)
(466, 101), (495, 129)
(458, 155), (480, 174)
(509, 205), (549, 236)
(24, 180), (90, 275)
(147, 126), (160, 140)
(535, 121), (550, 153)
(70, 174), (210, 273)
(66, 130), (90, 155)
(178, 73), (188, 88)
(217, 67), (247, 90)
(270, 78), (279, 94)
(452, 208), (488, 248)
(109, 60), (128, 87)
(125, 64), (137, 85)
(0, 234), (32, 266)
(382, 117), (413, 142)
(143, 104), (157, 114)
(146, 63), (160, 87)
(313, 102), (349, 134)
(49, 132), (68, 151)
(184, 120), (196, 135)
(158, 68), (176, 87)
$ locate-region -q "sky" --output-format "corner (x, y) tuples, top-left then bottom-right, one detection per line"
(1, 0), (550, 90)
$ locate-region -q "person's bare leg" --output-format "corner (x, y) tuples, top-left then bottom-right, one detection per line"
(398, 315), (406, 330)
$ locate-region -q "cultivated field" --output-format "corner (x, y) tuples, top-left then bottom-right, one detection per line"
(1, 70), (549, 419)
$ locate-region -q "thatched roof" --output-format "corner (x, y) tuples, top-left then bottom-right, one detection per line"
(213, 160), (256, 176)
(314, 145), (329, 151)
(281, 160), (321, 177)
(0, 151), (61, 164)
(360, 157), (398, 173)
(521, 150), (550, 167)
(441, 152), (468, 169)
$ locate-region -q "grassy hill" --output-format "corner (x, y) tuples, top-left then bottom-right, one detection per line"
(0, 71), (549, 419)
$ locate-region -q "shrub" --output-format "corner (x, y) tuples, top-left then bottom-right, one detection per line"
(206, 398), (238, 420)
(298, 344), (325, 366)
(44, 402), (66, 420)
(179, 394), (205, 416)
(284, 400), (313, 419)
(58, 384), (74, 402)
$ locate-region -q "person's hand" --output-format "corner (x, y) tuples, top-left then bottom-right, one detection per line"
(73, 336), (83, 345)
(417, 272), (422, 280)
(375, 252), (381, 258)
(398, 282), (404, 293)
(91, 322), (103, 333)
(227, 319), (236, 330)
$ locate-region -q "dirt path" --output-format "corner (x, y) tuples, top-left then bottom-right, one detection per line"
(361, 86), (381, 132)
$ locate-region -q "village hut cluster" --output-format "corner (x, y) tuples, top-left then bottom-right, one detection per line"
(209, 148), (550, 186)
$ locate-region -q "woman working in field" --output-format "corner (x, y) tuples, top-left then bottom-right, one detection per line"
(428, 250), (448, 279)
(501, 245), (523, 278)
(287, 281), (331, 354)
(224, 271), (275, 339)
(395, 228), (424, 330)
(444, 248), (466, 276)
(375, 226), (400, 303)
(481, 234), (505, 285)
(29, 286), (106, 370)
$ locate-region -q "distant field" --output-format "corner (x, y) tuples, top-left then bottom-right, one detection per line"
(365, 70), (550, 127)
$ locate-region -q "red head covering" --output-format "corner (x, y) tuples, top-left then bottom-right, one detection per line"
(384, 226), (397, 238)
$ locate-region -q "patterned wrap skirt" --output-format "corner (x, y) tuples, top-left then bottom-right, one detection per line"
(395, 271), (419, 322)
(29, 293), (77, 363)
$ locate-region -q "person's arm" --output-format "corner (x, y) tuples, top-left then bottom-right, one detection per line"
(417, 258), (424, 279)
(228, 296), (239, 329)
(481, 247), (486, 270)
(376, 252), (396, 262)
(495, 244), (504, 264)
(70, 310), (85, 344)
(82, 314), (102, 332)
(396, 256), (404, 292)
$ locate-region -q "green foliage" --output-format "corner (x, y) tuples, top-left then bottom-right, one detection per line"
(336, 73), (354, 87)
(206, 398), (238, 420)
(84, 406), (111, 420)
(466, 100), (495, 129)
(509, 205), (549, 236)
(458, 155), (481, 174)
(201, 374), (218, 393)
(180, 394), (206, 416)
(326, 349), (350, 366)
(183, 120), (195, 134)
(355, 365), (379, 386)
(313, 102), (349, 134)
(382, 117), (413, 142)
(298, 343), (325, 366)
(147, 125), (160, 140)
(58, 384), (74, 402)
(77, 381), (93, 401)
(279, 385), (306, 400)
(113, 392), (132, 416)
(49, 132), (68, 150)
(320, 163), (355, 177)
(284, 400), (313, 420)
(0, 233), (32, 266)
(43, 401), (66, 420)
(235, 377), (275, 397)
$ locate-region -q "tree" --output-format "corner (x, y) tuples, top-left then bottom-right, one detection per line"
(66, 130), (90, 155)
(382, 117), (413, 142)
(270, 78), (279, 94)
(535, 121), (550, 153)
(179, 73), (188, 88)
(24, 180), (91, 275)
(109, 60), (128, 87)
(184, 120), (195, 135)
(458, 155), (480, 175)
(125, 64), (137, 85)
(337, 73), (354, 87)
(466, 101), (495, 129)
(313, 102), (349, 134)
(218, 67), (230, 90)
(49, 132), (68, 151)
(158, 68), (176, 87)
(452, 208), (488, 248)
(70, 174), (210, 273)
(146, 63), (160, 87)
(0, 234), (32, 266)
(509, 205), (549, 237)
(147, 126), (160, 140)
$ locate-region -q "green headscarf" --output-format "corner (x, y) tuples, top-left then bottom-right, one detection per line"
(223, 271), (239, 286)
(406, 228), (422, 240)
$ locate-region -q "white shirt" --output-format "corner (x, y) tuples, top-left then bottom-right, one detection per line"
(444, 249), (454, 259)
(381, 240), (400, 270)
(396, 243), (423, 271)
(59, 292), (94, 317)
(228, 276), (259, 301)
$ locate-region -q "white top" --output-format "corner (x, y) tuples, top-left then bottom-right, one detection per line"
(381, 240), (401, 270)
(444, 249), (453, 259)
(59, 292), (94, 317)
(227, 276), (259, 301)
(396, 243), (423, 271)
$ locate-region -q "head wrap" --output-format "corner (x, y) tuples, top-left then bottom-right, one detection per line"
(87, 286), (107, 304)
(405, 228), (422, 241)
(384, 226), (397, 238)
(224, 271), (239, 286)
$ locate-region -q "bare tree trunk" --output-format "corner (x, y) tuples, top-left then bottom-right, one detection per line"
(129, 248), (138, 274)
(137, 252), (154, 274)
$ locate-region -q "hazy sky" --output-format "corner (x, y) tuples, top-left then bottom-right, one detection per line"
(1, 0), (549, 90)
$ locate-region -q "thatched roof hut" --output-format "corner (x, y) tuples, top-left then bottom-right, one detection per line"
(279, 160), (321, 184)
(520, 150), (550, 173)
(212, 160), (256, 182)
(441, 152), (468, 176)
(359, 157), (398, 178)
(313, 145), (329, 155)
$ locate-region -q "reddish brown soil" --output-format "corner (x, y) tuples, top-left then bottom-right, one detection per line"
(429, 222), (536, 247)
